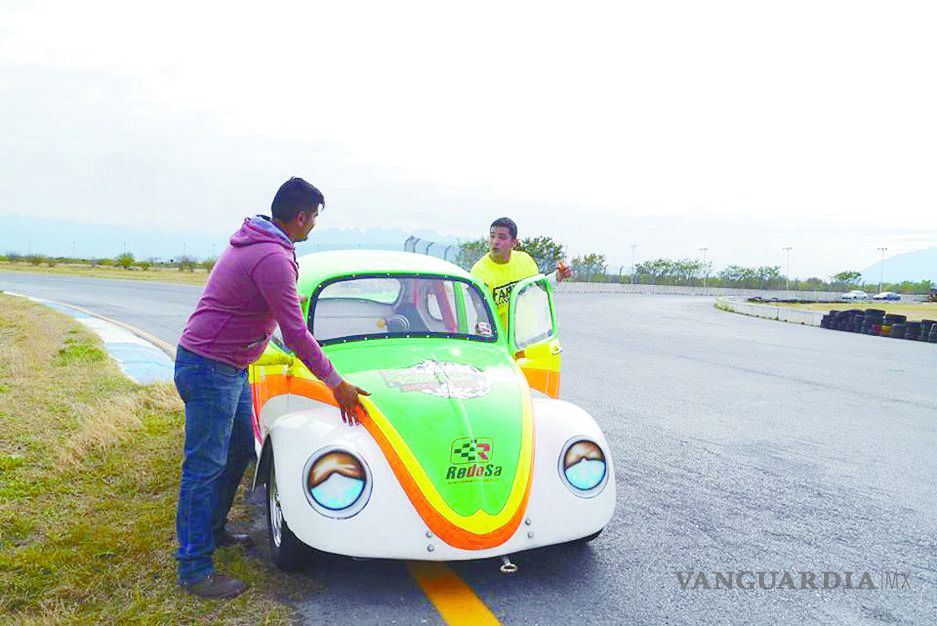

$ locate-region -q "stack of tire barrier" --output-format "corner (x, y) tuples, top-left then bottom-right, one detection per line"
(923, 319), (937, 342)
(820, 309), (937, 343)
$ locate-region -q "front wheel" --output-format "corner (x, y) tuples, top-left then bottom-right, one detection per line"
(266, 454), (314, 571)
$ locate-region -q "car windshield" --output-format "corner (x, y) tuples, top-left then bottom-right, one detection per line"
(308, 275), (497, 344)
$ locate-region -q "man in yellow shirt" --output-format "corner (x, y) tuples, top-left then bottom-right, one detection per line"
(471, 217), (571, 329)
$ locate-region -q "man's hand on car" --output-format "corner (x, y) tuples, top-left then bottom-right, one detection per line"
(333, 380), (371, 426)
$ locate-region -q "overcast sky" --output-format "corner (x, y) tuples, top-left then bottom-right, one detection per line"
(1, 0), (934, 278)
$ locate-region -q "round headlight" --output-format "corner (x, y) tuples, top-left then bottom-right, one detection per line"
(558, 439), (608, 497)
(303, 448), (372, 518)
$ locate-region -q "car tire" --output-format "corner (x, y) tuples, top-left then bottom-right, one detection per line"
(266, 454), (314, 571)
(918, 320), (934, 341)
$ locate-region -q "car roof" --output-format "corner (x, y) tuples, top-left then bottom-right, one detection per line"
(296, 250), (474, 291)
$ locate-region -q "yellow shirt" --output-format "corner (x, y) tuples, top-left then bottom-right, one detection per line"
(471, 251), (540, 328)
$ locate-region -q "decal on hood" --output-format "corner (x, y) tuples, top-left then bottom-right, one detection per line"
(379, 360), (492, 399)
(450, 437), (493, 464)
(447, 437), (502, 483)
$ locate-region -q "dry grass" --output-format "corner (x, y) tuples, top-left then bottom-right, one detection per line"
(0, 295), (297, 625)
(775, 301), (937, 321)
(0, 262), (209, 286)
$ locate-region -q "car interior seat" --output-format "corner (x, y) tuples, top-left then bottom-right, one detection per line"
(388, 302), (428, 332)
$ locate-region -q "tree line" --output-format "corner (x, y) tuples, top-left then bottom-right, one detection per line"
(453, 237), (934, 293)
(2, 251), (215, 272)
(455, 237), (609, 282)
(4, 238), (933, 294)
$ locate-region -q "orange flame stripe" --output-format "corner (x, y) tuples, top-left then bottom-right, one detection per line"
(250, 370), (533, 550)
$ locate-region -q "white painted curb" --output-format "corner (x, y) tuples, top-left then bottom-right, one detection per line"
(715, 297), (825, 326)
(3, 291), (174, 384)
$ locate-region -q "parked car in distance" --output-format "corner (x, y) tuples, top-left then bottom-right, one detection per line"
(841, 290), (869, 300)
(873, 291), (901, 301)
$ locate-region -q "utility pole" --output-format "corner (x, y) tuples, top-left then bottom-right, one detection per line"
(699, 248), (708, 288)
(630, 244), (637, 286)
(783, 247), (792, 292)
(877, 247), (887, 293)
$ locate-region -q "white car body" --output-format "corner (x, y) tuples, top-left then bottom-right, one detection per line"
(248, 251), (616, 569)
(255, 394), (615, 561)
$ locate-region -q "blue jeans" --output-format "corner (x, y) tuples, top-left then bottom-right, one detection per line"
(174, 345), (255, 584)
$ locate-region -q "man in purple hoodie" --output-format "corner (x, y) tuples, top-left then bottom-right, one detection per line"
(174, 177), (368, 598)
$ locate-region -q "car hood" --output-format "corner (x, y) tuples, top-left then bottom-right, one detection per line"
(327, 339), (534, 548)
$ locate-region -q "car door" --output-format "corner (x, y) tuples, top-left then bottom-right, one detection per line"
(506, 274), (562, 398)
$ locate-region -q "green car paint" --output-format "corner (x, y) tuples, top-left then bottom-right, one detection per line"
(262, 250), (551, 520)
(324, 337), (528, 518)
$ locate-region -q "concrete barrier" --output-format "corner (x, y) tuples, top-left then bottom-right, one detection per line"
(553, 282), (928, 302)
(715, 297), (825, 326)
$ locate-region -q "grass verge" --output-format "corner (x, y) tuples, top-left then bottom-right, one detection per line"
(0, 294), (298, 625)
(0, 262), (209, 286)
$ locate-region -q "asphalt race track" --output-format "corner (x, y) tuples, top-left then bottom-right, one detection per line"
(2, 273), (934, 625)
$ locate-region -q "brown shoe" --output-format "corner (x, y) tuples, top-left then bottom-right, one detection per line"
(183, 572), (248, 598)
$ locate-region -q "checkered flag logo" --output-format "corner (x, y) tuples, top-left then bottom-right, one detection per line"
(450, 438), (494, 464)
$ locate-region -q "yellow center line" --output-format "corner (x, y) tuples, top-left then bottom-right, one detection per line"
(406, 561), (501, 626)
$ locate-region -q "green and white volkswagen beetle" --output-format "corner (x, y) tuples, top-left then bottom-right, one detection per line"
(249, 250), (614, 570)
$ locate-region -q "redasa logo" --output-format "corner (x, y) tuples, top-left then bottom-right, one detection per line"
(446, 437), (502, 482)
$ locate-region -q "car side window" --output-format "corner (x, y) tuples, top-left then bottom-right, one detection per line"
(512, 280), (555, 349)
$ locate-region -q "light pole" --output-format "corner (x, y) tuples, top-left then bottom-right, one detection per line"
(782, 247), (792, 292)
(699, 247), (708, 288)
(630, 244), (637, 286)
(877, 247), (887, 293)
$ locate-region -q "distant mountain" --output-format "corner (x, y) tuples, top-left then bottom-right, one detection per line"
(0, 213), (460, 262)
(860, 247), (937, 284)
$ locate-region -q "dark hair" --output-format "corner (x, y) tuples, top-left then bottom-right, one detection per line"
(490, 217), (518, 239)
(271, 177), (325, 222)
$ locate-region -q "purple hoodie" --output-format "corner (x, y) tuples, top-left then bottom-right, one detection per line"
(178, 216), (343, 389)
